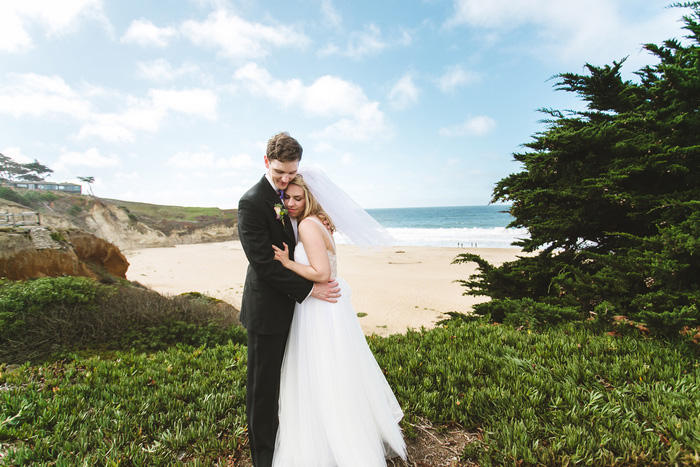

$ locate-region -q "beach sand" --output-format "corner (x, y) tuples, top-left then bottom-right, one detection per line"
(124, 241), (523, 337)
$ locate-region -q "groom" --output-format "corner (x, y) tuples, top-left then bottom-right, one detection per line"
(237, 131), (340, 467)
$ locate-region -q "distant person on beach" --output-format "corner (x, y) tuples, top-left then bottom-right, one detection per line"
(270, 169), (406, 466)
(237, 132), (340, 467)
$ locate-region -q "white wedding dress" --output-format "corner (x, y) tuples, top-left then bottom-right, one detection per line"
(272, 219), (407, 467)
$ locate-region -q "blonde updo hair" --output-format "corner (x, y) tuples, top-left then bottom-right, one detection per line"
(288, 174), (336, 232)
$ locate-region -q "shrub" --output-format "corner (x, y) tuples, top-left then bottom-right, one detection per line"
(0, 187), (25, 205)
(67, 204), (82, 216)
(0, 277), (245, 364)
(49, 231), (66, 243)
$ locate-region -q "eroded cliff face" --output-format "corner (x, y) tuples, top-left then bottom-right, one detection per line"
(1, 198), (236, 251)
(166, 223), (237, 245)
(0, 227), (129, 281)
(85, 201), (236, 250)
(84, 202), (173, 250)
(63, 229), (130, 278)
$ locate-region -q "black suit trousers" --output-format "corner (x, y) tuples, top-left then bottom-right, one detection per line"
(246, 329), (289, 467)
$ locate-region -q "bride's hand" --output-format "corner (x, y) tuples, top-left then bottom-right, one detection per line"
(272, 242), (291, 267)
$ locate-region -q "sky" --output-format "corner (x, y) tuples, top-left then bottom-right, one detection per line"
(0, 0), (690, 209)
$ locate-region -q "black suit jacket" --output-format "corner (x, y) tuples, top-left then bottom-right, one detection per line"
(238, 176), (313, 335)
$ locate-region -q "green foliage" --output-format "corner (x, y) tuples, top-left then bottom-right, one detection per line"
(0, 277), (245, 364)
(370, 321), (700, 466)
(67, 204), (82, 216)
(0, 187), (58, 209)
(458, 5), (700, 334)
(104, 199), (236, 235)
(2, 321), (698, 466)
(49, 231), (66, 243)
(0, 276), (110, 316)
(110, 199), (235, 222)
(0, 344), (248, 466)
(477, 298), (583, 328)
(123, 321), (247, 352)
(0, 154), (53, 182)
(0, 187), (24, 205)
(26, 191), (58, 203)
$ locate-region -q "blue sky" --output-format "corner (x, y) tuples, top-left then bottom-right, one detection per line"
(0, 0), (688, 209)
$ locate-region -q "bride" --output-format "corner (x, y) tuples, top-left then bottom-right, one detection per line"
(270, 168), (407, 466)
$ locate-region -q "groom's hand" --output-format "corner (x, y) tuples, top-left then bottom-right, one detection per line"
(311, 279), (341, 303)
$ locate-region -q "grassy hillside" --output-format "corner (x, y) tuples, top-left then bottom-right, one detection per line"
(0, 187), (236, 236)
(104, 198), (236, 235)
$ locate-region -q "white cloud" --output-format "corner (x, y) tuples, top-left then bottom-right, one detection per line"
(216, 153), (255, 168)
(0, 8), (32, 53)
(234, 63), (390, 141)
(136, 59), (200, 82)
(168, 151), (255, 170)
(233, 63), (304, 107)
(305, 76), (373, 117)
(168, 151), (216, 168)
(1, 147), (33, 164)
(150, 88), (218, 119)
(0, 73), (94, 119)
(340, 153), (354, 165)
(76, 116), (138, 143)
(346, 24), (386, 58)
(121, 19), (178, 47)
(76, 88), (218, 143)
(317, 43), (340, 56)
(319, 23), (413, 59)
(314, 142), (335, 153)
(0, 1), (109, 53)
(115, 171), (140, 180)
(436, 65), (480, 93)
(388, 74), (419, 110)
(54, 147), (120, 172)
(314, 102), (389, 141)
(321, 0), (342, 28)
(439, 115), (496, 136)
(444, 0), (682, 67)
(446, 158), (461, 168)
(445, 0), (537, 30)
(181, 9), (309, 59)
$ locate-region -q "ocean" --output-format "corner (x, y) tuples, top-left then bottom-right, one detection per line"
(355, 205), (528, 249)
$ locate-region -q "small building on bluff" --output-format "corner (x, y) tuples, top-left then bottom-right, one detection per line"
(0, 180), (82, 194)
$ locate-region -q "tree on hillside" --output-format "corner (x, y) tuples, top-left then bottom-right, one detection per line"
(456, 2), (700, 335)
(0, 153), (53, 182)
(78, 176), (96, 196)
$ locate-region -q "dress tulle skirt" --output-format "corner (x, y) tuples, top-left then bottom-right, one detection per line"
(272, 277), (406, 467)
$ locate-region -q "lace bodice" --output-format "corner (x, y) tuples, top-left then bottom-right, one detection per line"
(328, 249), (337, 278)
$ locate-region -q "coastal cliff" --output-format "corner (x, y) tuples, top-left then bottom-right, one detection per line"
(0, 226), (129, 281)
(0, 190), (237, 251)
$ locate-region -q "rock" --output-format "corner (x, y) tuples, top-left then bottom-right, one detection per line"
(64, 229), (130, 278)
(84, 201), (174, 250)
(0, 227), (129, 281)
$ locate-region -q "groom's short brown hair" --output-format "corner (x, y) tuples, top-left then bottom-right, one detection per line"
(266, 132), (303, 162)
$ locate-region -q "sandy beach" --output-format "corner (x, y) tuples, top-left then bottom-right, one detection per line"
(125, 241), (522, 337)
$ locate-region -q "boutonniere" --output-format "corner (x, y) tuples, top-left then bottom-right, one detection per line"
(273, 203), (288, 225)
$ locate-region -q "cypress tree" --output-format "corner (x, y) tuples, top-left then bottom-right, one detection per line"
(457, 3), (700, 335)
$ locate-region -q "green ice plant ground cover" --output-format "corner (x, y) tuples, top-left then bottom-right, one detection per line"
(1, 345), (249, 466)
(373, 321), (700, 466)
(1, 321), (699, 466)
